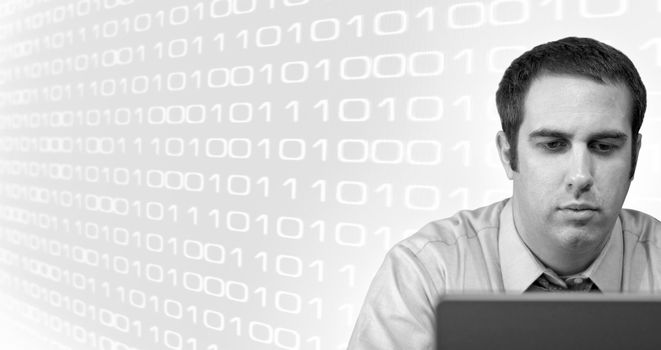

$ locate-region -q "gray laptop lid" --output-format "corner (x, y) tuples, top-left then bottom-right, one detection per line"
(436, 294), (661, 350)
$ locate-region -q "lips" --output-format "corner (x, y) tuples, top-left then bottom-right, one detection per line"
(558, 203), (599, 221)
(560, 203), (598, 211)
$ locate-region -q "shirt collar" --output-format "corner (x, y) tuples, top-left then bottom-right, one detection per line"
(499, 199), (623, 293)
(499, 199), (546, 293)
(572, 217), (623, 293)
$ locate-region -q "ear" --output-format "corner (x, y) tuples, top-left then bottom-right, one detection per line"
(631, 133), (642, 180)
(496, 131), (515, 180)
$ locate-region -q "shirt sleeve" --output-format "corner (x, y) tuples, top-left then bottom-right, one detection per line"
(347, 243), (441, 350)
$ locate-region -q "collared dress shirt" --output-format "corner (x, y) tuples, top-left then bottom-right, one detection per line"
(347, 198), (661, 350)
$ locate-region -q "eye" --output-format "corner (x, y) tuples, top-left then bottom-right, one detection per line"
(541, 140), (567, 152)
(591, 142), (617, 153)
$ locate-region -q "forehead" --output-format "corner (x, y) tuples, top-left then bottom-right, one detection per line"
(521, 74), (632, 135)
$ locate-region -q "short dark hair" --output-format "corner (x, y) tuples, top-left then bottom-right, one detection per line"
(496, 36), (646, 178)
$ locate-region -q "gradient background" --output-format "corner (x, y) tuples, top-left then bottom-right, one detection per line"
(0, 0), (660, 349)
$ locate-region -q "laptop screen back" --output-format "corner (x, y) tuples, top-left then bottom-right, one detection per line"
(436, 294), (661, 350)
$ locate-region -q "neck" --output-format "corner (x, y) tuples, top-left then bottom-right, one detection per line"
(511, 202), (612, 276)
(530, 247), (598, 276)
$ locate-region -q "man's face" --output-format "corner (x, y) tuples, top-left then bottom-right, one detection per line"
(502, 74), (639, 258)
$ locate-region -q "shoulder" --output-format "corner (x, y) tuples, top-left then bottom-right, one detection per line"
(397, 199), (507, 256)
(378, 199), (507, 295)
(620, 208), (661, 247)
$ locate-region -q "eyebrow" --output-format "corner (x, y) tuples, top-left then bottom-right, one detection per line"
(528, 128), (628, 141)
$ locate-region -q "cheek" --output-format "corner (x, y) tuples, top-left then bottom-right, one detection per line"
(596, 157), (632, 183)
(517, 147), (560, 179)
(513, 170), (558, 213)
(516, 161), (561, 194)
(596, 170), (631, 199)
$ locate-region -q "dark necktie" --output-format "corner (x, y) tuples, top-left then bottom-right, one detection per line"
(526, 274), (600, 293)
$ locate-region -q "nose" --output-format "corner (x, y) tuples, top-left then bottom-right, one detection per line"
(566, 146), (594, 196)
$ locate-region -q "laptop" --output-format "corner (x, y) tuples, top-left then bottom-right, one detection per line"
(436, 293), (661, 350)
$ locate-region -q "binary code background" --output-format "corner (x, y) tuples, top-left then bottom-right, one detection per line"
(0, 0), (660, 349)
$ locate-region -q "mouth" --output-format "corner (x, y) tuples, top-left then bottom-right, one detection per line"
(558, 204), (599, 220)
(561, 205), (598, 211)
(559, 201), (599, 211)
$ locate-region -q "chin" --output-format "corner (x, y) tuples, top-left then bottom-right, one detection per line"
(556, 229), (602, 251)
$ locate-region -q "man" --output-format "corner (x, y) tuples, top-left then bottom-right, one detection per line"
(347, 37), (661, 349)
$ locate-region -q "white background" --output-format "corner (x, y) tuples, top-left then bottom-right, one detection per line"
(0, 0), (660, 349)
